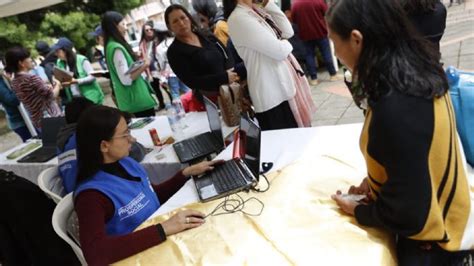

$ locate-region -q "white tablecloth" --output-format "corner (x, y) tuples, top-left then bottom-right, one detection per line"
(152, 123), (367, 218)
(0, 112), (236, 185)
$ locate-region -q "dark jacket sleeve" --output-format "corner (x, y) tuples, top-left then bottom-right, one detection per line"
(75, 190), (165, 265)
(355, 91), (434, 237)
(167, 44), (229, 91)
(152, 170), (188, 204)
(0, 78), (20, 108)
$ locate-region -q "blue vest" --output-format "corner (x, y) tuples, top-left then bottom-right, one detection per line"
(74, 157), (160, 236)
(57, 133), (77, 193)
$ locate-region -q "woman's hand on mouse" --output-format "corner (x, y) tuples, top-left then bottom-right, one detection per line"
(161, 209), (205, 235)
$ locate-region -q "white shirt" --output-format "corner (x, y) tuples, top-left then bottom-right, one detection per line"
(228, 1), (295, 113)
(155, 37), (177, 82)
(113, 49), (133, 86)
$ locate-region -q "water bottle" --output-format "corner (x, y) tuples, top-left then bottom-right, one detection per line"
(172, 98), (187, 128)
(166, 103), (184, 140)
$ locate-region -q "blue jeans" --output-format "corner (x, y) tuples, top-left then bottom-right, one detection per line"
(396, 237), (473, 266)
(304, 37), (337, 79)
(168, 76), (190, 100)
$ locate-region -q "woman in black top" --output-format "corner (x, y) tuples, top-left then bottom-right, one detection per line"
(165, 4), (243, 106)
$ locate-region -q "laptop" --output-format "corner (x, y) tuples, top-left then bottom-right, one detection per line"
(173, 96), (225, 163)
(18, 117), (66, 163)
(194, 116), (261, 202)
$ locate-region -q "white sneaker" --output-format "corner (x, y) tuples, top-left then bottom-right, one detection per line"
(309, 78), (319, 86)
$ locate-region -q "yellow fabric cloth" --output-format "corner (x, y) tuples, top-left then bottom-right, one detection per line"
(114, 157), (397, 265)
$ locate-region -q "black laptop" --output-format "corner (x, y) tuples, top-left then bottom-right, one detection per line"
(18, 117), (66, 163)
(194, 116), (261, 202)
(173, 97), (225, 163)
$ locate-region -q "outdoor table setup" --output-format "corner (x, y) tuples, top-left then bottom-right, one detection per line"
(114, 123), (400, 266)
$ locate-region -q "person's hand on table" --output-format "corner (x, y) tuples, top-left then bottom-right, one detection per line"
(331, 191), (360, 216)
(161, 209), (205, 236)
(182, 160), (225, 177)
(331, 177), (372, 216)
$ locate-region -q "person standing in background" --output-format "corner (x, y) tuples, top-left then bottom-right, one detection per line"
(154, 22), (191, 100)
(0, 60), (31, 142)
(5, 46), (62, 130)
(139, 21), (167, 110)
(224, 0), (315, 130)
(101, 11), (157, 118)
(192, 0), (230, 45)
(53, 37), (105, 105)
(291, 0), (341, 85)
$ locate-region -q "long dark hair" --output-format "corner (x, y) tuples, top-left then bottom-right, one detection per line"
(223, 0), (237, 19)
(139, 20), (156, 44)
(326, 0), (448, 101)
(76, 105), (124, 183)
(102, 11), (137, 61)
(164, 4), (201, 33)
(60, 47), (78, 78)
(403, 0), (439, 14)
(5, 46), (30, 73)
(192, 0), (218, 22)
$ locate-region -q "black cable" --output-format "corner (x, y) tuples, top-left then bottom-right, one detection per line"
(204, 194), (264, 218)
(251, 173), (270, 193)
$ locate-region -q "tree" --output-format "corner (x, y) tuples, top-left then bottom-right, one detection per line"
(0, 0), (145, 56)
(40, 12), (100, 52)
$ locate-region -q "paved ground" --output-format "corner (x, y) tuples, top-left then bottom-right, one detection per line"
(0, 0), (473, 153)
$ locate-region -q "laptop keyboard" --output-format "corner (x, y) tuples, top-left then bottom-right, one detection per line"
(187, 135), (219, 156)
(211, 161), (249, 193)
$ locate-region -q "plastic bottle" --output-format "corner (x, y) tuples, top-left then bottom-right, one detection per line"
(172, 98), (187, 128)
(166, 103), (184, 140)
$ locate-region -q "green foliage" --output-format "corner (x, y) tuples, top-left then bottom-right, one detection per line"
(40, 12), (100, 52)
(0, 0), (146, 57)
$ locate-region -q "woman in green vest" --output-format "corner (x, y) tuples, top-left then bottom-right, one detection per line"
(53, 37), (104, 105)
(101, 11), (157, 117)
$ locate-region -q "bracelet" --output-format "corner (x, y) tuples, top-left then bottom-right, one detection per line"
(156, 223), (167, 241)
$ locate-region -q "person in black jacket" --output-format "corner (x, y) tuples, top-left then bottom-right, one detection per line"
(165, 4), (244, 107)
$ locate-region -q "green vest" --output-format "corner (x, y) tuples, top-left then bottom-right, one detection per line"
(56, 54), (104, 104)
(105, 40), (156, 113)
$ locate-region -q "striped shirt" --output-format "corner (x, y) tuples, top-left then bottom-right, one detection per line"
(11, 72), (62, 129)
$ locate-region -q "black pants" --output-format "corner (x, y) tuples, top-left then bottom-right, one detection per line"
(150, 78), (167, 108)
(397, 237), (473, 266)
(133, 108), (155, 118)
(255, 101), (298, 131)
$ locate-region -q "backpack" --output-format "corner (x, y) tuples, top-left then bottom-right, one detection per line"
(446, 67), (474, 167)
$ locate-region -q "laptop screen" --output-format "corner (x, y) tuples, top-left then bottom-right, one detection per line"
(41, 117), (66, 147)
(239, 116), (261, 178)
(203, 96), (223, 144)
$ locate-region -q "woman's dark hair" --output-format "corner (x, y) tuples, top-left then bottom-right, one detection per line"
(155, 30), (173, 44)
(76, 105), (124, 183)
(60, 47), (79, 78)
(164, 4), (200, 33)
(326, 0), (448, 100)
(223, 0), (237, 19)
(140, 20), (155, 44)
(64, 97), (95, 124)
(5, 46), (30, 73)
(192, 0), (218, 21)
(101, 11), (137, 61)
(402, 0), (439, 14)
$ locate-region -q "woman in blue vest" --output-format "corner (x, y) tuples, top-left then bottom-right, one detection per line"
(74, 105), (220, 264)
(53, 37), (104, 105)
